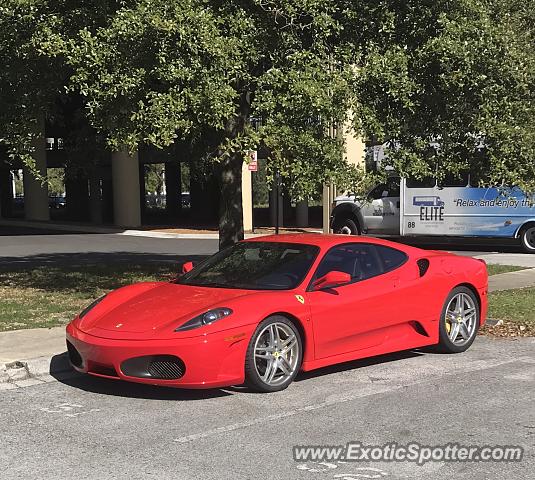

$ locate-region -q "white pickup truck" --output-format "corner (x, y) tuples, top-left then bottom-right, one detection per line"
(331, 176), (402, 236)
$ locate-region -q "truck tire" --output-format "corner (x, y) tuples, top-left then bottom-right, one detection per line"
(520, 224), (535, 253)
(332, 216), (360, 235)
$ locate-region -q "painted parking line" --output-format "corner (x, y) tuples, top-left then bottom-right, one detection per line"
(174, 356), (534, 444)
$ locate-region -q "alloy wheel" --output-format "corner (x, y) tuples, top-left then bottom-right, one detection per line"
(253, 322), (300, 387)
(444, 292), (477, 346)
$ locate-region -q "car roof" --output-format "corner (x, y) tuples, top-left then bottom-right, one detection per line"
(244, 233), (423, 254)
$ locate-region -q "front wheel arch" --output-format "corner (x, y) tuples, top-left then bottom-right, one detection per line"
(262, 312), (308, 362)
(244, 314), (304, 392)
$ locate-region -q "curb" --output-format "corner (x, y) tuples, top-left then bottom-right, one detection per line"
(0, 352), (74, 389)
(0, 219), (267, 240)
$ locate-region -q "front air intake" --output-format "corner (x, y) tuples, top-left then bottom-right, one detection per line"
(121, 355), (186, 380)
(417, 258), (430, 277)
(66, 340), (83, 368)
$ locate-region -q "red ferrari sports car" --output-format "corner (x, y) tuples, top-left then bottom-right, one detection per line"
(66, 234), (488, 392)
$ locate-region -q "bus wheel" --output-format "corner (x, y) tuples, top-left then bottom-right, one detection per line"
(333, 216), (359, 235)
(520, 224), (535, 253)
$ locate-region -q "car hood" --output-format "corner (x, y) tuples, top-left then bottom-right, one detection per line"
(76, 282), (249, 338)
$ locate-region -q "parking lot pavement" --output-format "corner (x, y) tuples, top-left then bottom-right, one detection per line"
(1, 230), (535, 269)
(1, 336), (533, 480)
(0, 232), (219, 264)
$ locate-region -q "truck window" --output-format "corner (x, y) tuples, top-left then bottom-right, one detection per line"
(368, 177), (400, 199)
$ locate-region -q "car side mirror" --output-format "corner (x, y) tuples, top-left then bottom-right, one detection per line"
(181, 261), (195, 275)
(312, 271), (352, 291)
(381, 190), (389, 197)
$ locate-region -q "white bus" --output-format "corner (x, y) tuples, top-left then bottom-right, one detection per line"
(331, 176), (535, 253)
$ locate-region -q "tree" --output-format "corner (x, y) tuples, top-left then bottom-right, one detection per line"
(50, 0), (360, 247)
(0, 0), (64, 164)
(0, 1), (119, 174)
(3, 0), (533, 247)
(346, 0), (535, 191)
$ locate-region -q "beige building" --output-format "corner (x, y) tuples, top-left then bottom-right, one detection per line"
(0, 126), (365, 233)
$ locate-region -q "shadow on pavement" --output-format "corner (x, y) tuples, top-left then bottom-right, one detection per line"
(0, 252), (207, 268)
(0, 225), (97, 236)
(50, 354), (233, 401)
(50, 350), (426, 399)
(295, 349), (424, 382)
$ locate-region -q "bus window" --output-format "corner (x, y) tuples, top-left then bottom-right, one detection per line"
(406, 177), (435, 188)
(439, 172), (470, 188)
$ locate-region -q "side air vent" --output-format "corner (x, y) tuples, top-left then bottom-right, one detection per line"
(417, 258), (430, 277)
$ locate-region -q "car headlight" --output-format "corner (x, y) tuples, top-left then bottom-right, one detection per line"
(79, 295), (106, 319)
(175, 307), (233, 332)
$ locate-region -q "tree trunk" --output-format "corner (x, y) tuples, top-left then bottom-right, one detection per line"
(219, 153), (244, 249)
(218, 92), (251, 249)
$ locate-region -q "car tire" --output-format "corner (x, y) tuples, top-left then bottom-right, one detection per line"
(520, 224), (535, 254)
(436, 286), (480, 353)
(333, 216), (360, 235)
(244, 315), (302, 393)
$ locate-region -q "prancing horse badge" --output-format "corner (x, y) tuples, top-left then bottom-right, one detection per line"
(295, 295), (305, 304)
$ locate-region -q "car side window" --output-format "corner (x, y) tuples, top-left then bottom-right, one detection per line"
(311, 243), (384, 286)
(375, 245), (408, 272)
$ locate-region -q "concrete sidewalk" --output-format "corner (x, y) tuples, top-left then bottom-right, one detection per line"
(1, 267), (534, 387)
(0, 218), (319, 240)
(488, 267), (535, 292)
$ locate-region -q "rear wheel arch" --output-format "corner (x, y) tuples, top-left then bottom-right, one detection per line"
(516, 220), (535, 237)
(453, 283), (482, 319)
(436, 285), (481, 353)
(518, 221), (535, 253)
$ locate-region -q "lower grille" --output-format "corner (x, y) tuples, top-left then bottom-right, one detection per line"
(66, 341), (83, 368)
(121, 355), (186, 380)
(148, 358), (185, 380)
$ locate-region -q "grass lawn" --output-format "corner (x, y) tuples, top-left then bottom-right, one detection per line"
(0, 262), (533, 334)
(485, 264), (527, 276)
(483, 287), (535, 336)
(0, 264), (176, 332)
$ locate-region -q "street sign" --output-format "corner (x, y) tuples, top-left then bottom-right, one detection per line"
(247, 151), (258, 171)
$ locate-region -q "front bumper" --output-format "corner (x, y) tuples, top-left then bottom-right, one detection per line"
(66, 323), (254, 389)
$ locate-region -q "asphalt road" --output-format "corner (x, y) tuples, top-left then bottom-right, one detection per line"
(0, 226), (532, 266)
(1, 337), (534, 479)
(0, 231), (219, 266)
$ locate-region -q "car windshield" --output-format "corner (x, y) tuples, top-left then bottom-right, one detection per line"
(177, 242), (319, 290)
